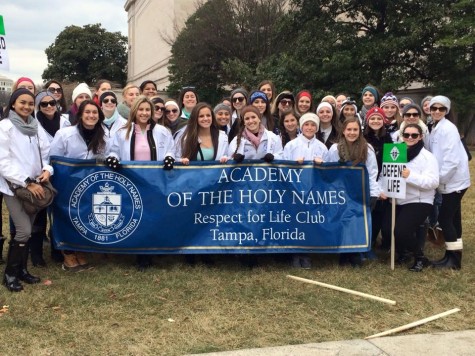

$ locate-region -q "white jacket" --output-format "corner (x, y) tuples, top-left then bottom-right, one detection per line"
(50, 126), (105, 160)
(35, 113), (71, 143)
(0, 118), (54, 195)
(283, 135), (329, 161)
(429, 117), (470, 193)
(109, 123), (175, 161)
(103, 115), (127, 152)
(396, 147), (439, 205)
(174, 129), (229, 162)
(327, 143), (381, 198)
(228, 130), (283, 159)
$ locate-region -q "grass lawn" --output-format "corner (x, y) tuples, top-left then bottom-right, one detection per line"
(0, 157), (474, 356)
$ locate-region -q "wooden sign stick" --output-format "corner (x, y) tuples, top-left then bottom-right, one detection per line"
(286, 275), (396, 305)
(365, 308), (461, 339)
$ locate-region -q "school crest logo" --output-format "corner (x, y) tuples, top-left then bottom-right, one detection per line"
(69, 171), (143, 244)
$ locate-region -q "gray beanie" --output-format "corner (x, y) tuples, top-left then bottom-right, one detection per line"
(429, 95), (451, 114)
(230, 88), (248, 101)
(214, 103), (232, 115)
(35, 90), (56, 109)
(401, 103), (422, 117)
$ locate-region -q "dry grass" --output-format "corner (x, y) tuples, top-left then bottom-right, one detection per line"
(0, 157), (474, 356)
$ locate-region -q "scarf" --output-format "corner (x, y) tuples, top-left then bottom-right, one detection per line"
(103, 108), (119, 127)
(407, 140), (424, 162)
(243, 124), (265, 150)
(337, 140), (361, 164)
(8, 111), (38, 136)
(36, 111), (60, 138)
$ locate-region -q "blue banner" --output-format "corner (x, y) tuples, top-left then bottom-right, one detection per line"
(51, 157), (372, 254)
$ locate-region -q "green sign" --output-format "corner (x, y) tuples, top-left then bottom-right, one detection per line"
(382, 143), (407, 163)
(0, 16), (5, 36)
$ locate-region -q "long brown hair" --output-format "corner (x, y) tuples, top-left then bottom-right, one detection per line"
(124, 95), (154, 139)
(233, 105), (262, 158)
(76, 100), (106, 155)
(338, 117), (368, 165)
(181, 103), (219, 160)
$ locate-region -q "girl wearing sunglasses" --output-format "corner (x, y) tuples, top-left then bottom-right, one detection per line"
(99, 91), (127, 147)
(395, 124), (439, 272)
(428, 96), (470, 270)
(395, 104), (429, 148)
(28, 90), (71, 267)
(228, 88), (249, 143)
(163, 100), (187, 136)
(44, 80), (68, 114)
(151, 96), (165, 124)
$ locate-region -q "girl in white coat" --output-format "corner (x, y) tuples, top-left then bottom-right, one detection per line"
(283, 112), (328, 269)
(428, 96), (470, 269)
(0, 89), (53, 292)
(228, 105), (283, 163)
(50, 100), (107, 271)
(107, 96), (175, 270)
(99, 91), (127, 150)
(396, 124), (439, 272)
(30, 90), (71, 267)
(175, 103), (229, 165)
(327, 117), (383, 267)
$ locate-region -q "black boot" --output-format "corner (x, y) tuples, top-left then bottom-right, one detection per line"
(29, 232), (46, 267)
(409, 256), (431, 272)
(18, 241), (40, 284)
(136, 254), (152, 271)
(3, 241), (24, 292)
(433, 250), (462, 270)
(0, 236), (6, 265)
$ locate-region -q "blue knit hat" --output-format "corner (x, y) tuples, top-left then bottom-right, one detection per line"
(361, 85), (380, 103)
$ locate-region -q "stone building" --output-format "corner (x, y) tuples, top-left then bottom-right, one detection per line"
(124, 0), (197, 90)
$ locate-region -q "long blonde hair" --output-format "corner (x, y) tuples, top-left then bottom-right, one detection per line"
(124, 95), (155, 139)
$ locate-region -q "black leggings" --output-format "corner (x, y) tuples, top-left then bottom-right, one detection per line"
(438, 189), (467, 243)
(395, 203), (432, 256)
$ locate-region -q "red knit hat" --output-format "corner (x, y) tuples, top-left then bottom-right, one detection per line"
(366, 107), (389, 125)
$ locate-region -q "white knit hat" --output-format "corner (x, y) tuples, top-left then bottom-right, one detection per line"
(429, 95), (451, 114)
(300, 113), (320, 129)
(72, 83), (92, 103)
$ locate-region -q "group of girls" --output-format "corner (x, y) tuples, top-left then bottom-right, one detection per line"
(0, 77), (470, 292)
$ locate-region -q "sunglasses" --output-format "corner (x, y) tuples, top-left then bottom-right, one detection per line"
(48, 87), (62, 94)
(155, 106), (165, 112)
(280, 99), (293, 106)
(39, 100), (56, 108)
(165, 109), (178, 114)
(430, 106), (447, 112)
(402, 133), (420, 139)
(102, 98), (117, 104)
(233, 96), (245, 103)
(403, 112), (420, 118)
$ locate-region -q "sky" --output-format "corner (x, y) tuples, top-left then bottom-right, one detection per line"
(0, 0), (128, 84)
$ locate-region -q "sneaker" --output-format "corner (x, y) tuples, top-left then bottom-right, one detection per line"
(291, 255), (301, 268)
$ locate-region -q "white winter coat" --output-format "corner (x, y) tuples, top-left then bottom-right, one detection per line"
(0, 118), (54, 195)
(174, 129), (229, 162)
(327, 143), (381, 198)
(50, 126), (105, 160)
(103, 115), (127, 151)
(109, 123), (175, 161)
(228, 130), (283, 159)
(35, 113), (71, 143)
(429, 117), (470, 193)
(283, 135), (329, 161)
(396, 147), (439, 205)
